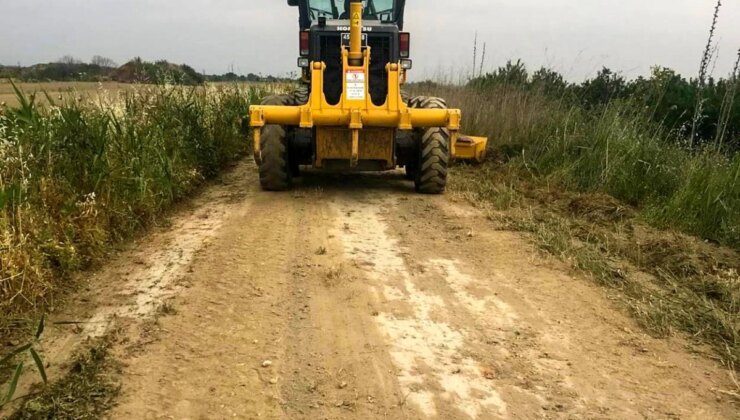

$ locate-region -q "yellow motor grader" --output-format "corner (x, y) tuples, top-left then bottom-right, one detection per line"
(248, 0), (487, 193)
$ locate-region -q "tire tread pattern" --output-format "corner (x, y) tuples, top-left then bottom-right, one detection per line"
(407, 95), (449, 194)
(292, 85), (310, 105)
(258, 94), (293, 191)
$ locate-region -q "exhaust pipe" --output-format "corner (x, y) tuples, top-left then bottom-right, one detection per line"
(348, 0), (363, 66)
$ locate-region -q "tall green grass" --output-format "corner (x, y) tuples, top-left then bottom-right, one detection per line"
(0, 84), (262, 318)
(415, 84), (739, 248)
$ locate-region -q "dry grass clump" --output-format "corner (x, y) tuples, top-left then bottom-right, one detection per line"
(450, 163), (740, 369)
(7, 339), (119, 419)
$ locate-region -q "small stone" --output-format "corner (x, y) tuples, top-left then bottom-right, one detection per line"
(262, 360), (272, 367)
(269, 378), (278, 384)
(338, 381), (348, 389)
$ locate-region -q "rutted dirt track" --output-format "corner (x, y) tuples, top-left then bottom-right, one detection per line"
(24, 161), (739, 419)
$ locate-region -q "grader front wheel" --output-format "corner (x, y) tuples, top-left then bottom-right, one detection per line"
(258, 125), (292, 191)
(257, 95), (293, 191)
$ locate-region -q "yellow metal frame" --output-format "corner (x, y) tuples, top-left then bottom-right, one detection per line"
(454, 136), (488, 162)
(249, 0), (486, 166)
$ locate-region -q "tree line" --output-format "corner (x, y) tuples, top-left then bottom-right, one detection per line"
(0, 56), (293, 85)
(468, 59), (740, 150)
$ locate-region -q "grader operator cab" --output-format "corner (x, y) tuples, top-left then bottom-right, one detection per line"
(248, 0), (487, 193)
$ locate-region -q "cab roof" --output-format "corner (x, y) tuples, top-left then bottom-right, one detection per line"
(288, 0), (406, 30)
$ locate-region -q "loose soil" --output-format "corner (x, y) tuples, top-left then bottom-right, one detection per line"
(4, 161), (738, 419)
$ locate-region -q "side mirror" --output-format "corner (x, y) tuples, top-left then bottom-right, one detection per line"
(288, 0), (299, 6)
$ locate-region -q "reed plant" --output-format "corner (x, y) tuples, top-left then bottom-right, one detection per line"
(0, 83), (264, 319)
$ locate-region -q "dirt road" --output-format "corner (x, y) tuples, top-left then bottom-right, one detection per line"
(24, 161), (738, 419)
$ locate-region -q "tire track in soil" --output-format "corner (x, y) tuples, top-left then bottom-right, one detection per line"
(6, 162), (738, 419)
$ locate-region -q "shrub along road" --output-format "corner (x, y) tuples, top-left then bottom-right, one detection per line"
(6, 161), (739, 419)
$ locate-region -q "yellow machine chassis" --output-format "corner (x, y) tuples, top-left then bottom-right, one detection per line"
(248, 0), (486, 167)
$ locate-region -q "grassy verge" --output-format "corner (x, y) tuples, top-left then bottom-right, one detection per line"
(450, 164), (739, 370)
(416, 84), (739, 247)
(0, 83), (264, 325)
(7, 338), (119, 419)
(435, 82), (740, 369)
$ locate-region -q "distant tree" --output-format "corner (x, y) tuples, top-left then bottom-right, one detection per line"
(91, 55), (117, 68)
(577, 67), (627, 107)
(629, 67), (695, 135)
(468, 59), (528, 89)
(57, 55), (83, 65)
(494, 60), (529, 86)
(531, 67), (569, 96)
(111, 58), (205, 85)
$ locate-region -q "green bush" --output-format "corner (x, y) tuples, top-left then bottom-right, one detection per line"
(468, 61), (740, 150)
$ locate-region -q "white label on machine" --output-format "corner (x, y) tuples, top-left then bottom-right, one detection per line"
(346, 70), (365, 100)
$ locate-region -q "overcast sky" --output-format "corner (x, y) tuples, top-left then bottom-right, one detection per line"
(1, 0), (738, 82)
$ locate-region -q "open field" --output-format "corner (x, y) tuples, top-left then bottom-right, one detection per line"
(0, 80), (288, 107)
(0, 81), (133, 106)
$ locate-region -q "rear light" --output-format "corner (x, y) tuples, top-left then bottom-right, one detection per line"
(297, 57), (309, 68)
(400, 59), (413, 69)
(399, 32), (410, 58)
(299, 31), (310, 56)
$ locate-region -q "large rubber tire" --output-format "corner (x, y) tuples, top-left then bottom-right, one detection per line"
(258, 94), (293, 191)
(292, 85), (310, 105)
(408, 96), (450, 194)
(416, 128), (449, 194)
(259, 125), (291, 191)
